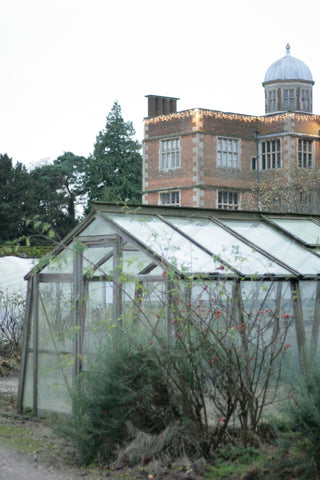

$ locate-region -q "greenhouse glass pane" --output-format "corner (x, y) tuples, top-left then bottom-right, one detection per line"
(79, 216), (116, 237)
(22, 353), (33, 411)
(122, 250), (159, 275)
(38, 283), (73, 413)
(83, 246), (113, 274)
(97, 256), (113, 275)
(300, 281), (317, 331)
(38, 353), (72, 413)
(39, 283), (73, 352)
(167, 217), (291, 276)
(140, 281), (166, 333)
(82, 281), (113, 370)
(104, 213), (224, 274)
(223, 220), (320, 275)
(241, 281), (292, 319)
(240, 281), (297, 366)
(42, 247), (73, 273)
(269, 219), (320, 246)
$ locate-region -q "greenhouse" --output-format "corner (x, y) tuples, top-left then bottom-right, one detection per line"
(17, 203), (320, 415)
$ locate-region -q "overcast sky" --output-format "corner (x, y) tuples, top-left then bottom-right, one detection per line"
(1, 0), (320, 168)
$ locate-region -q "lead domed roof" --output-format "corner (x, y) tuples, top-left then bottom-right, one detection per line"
(264, 44), (313, 83)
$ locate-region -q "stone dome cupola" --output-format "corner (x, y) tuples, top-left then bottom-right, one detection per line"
(262, 44), (314, 114)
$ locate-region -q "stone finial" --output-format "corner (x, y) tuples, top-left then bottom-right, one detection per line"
(286, 43), (291, 55)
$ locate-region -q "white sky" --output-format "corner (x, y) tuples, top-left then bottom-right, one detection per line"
(1, 0), (320, 167)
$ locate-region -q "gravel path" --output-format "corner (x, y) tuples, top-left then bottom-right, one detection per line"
(0, 447), (81, 480)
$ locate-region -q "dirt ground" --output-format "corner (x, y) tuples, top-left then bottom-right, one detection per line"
(0, 376), (208, 480)
(0, 376), (109, 480)
(0, 376), (302, 480)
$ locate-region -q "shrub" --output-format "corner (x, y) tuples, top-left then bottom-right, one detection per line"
(0, 289), (25, 358)
(282, 366), (320, 477)
(55, 333), (188, 464)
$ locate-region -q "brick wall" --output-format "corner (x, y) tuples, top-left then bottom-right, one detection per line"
(143, 109), (320, 209)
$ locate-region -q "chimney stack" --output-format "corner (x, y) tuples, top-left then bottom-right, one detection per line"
(145, 95), (179, 117)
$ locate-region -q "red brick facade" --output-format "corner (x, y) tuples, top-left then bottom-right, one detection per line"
(143, 100), (320, 210)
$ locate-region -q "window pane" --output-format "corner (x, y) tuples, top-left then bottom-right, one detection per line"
(167, 217), (291, 276)
(105, 213), (223, 274)
(223, 220), (320, 275)
(269, 218), (320, 246)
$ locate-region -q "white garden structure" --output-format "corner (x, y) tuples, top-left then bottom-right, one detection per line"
(17, 203), (320, 415)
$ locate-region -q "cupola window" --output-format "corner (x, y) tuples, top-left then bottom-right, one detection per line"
(268, 90), (277, 111)
(301, 90), (310, 112)
(284, 89), (295, 109)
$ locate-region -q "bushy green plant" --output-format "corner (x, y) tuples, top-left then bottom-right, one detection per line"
(54, 333), (186, 464)
(282, 366), (320, 477)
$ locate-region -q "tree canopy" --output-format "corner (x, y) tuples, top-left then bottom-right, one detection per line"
(84, 101), (142, 210)
(0, 101), (142, 244)
(0, 155), (35, 243)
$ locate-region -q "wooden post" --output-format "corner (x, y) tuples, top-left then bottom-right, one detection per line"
(272, 282), (282, 339)
(32, 274), (39, 416)
(17, 277), (33, 413)
(231, 280), (241, 326)
(290, 279), (308, 372)
(112, 236), (123, 325)
(311, 282), (320, 355)
(73, 247), (83, 383)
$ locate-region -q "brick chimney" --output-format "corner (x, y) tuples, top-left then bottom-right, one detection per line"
(145, 95), (179, 117)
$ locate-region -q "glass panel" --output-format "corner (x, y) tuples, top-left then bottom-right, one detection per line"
(39, 283), (74, 353)
(79, 216), (116, 237)
(104, 213), (223, 274)
(82, 281), (113, 369)
(241, 281), (297, 368)
(268, 218), (320, 246)
(38, 353), (72, 413)
(223, 220), (320, 275)
(140, 281), (166, 332)
(166, 217), (291, 276)
(120, 281), (167, 335)
(122, 250), (158, 275)
(22, 352), (33, 411)
(37, 282), (73, 413)
(83, 246), (113, 274)
(300, 281), (316, 332)
(42, 247), (73, 274)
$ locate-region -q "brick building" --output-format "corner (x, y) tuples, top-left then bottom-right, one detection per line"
(142, 45), (320, 210)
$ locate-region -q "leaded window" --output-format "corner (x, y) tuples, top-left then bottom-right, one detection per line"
(160, 191), (180, 206)
(217, 138), (239, 168)
(261, 139), (281, 170)
(161, 139), (180, 170)
(301, 90), (311, 112)
(284, 89), (295, 109)
(268, 90), (277, 111)
(298, 139), (313, 168)
(217, 191), (239, 210)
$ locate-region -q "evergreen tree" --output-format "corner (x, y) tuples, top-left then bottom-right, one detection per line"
(29, 153), (86, 240)
(0, 154), (35, 243)
(85, 101), (142, 210)
(52, 152), (86, 220)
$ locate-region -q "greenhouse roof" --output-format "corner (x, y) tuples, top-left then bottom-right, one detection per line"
(27, 203), (320, 281)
